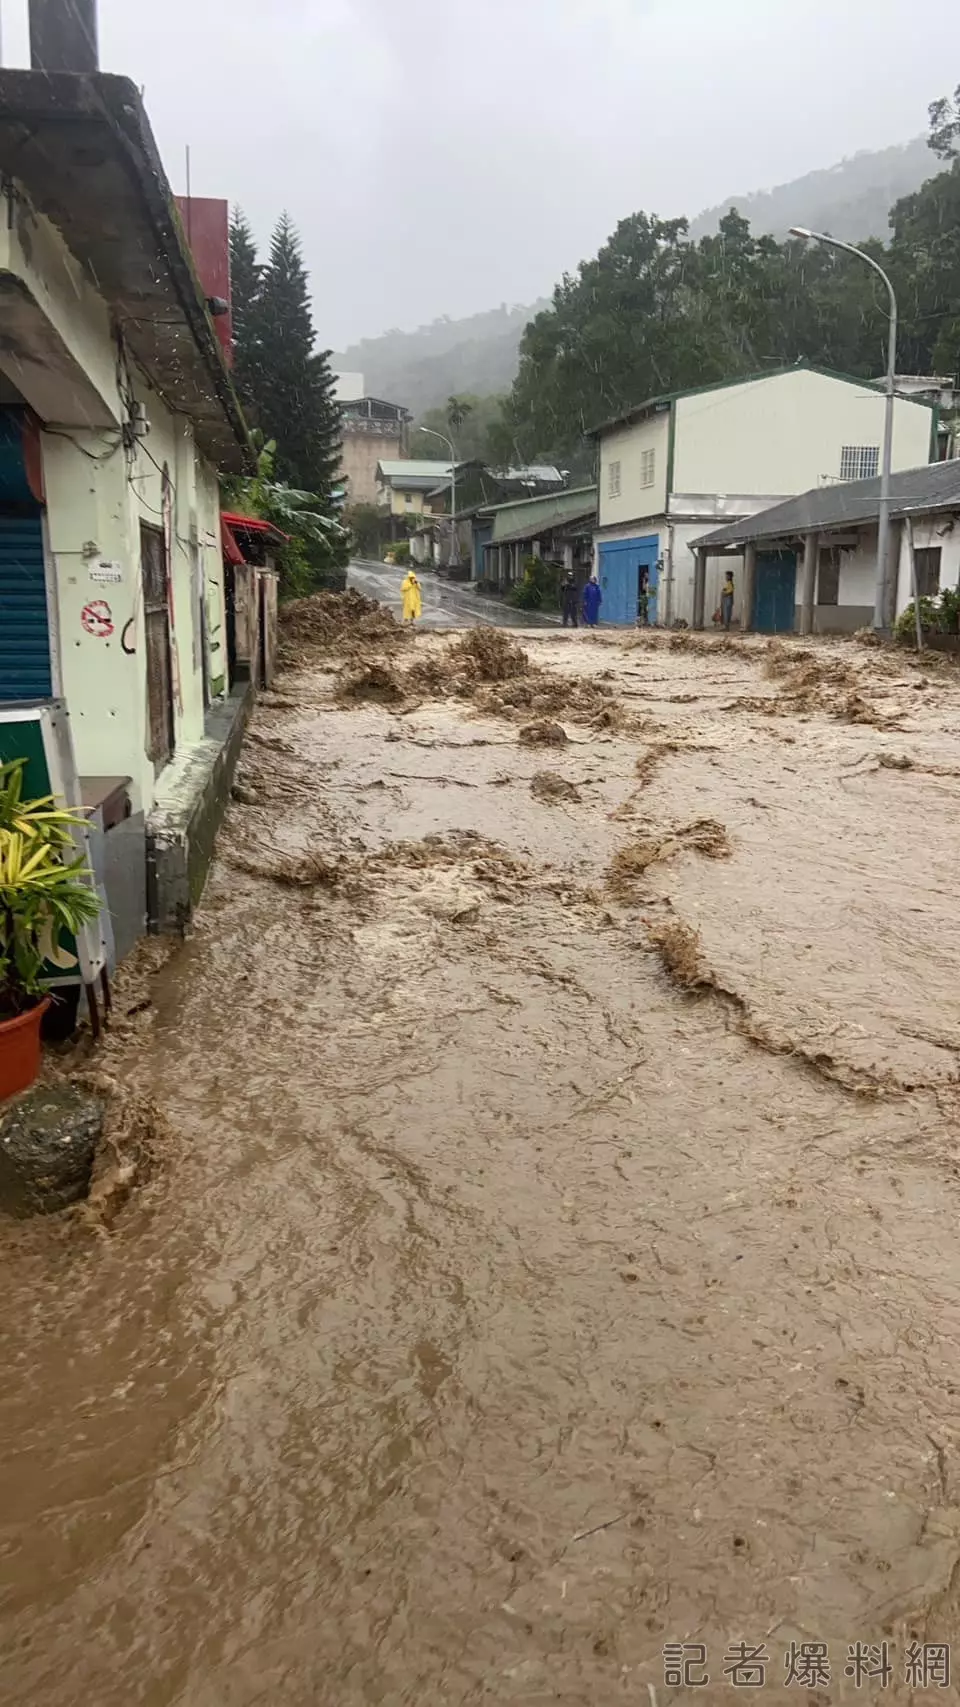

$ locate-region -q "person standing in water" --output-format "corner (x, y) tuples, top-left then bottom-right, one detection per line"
(637, 565), (650, 627)
(400, 568), (422, 624)
(581, 574), (602, 628)
(720, 570), (735, 631)
(560, 572), (579, 627)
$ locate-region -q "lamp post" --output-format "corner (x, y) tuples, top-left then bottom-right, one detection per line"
(418, 426), (458, 567)
(790, 226), (898, 632)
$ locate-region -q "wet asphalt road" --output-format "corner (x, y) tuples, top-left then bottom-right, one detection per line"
(347, 558), (560, 630)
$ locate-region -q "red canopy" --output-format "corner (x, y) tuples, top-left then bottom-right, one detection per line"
(220, 510), (289, 564)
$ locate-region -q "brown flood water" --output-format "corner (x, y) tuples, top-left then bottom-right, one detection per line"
(4, 628), (960, 1704)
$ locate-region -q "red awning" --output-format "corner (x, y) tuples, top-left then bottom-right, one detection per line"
(221, 510), (289, 542)
(220, 510), (289, 565)
(220, 516), (245, 565)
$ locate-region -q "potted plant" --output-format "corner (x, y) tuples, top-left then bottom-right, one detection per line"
(0, 760), (100, 1099)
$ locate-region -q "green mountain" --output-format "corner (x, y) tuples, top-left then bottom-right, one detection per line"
(333, 301), (546, 419)
(336, 138), (948, 419)
(689, 136), (941, 242)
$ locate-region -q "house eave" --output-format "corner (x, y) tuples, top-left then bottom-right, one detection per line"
(0, 69), (253, 473)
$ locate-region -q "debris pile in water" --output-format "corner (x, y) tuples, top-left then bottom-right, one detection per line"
(447, 627), (529, 682)
(228, 847), (346, 887)
(530, 771), (581, 804)
(479, 670), (615, 724)
(647, 918), (712, 989)
(518, 719), (568, 747)
(323, 622), (626, 730)
(336, 661), (406, 704)
(279, 590), (406, 662)
(668, 631), (745, 655)
(607, 818), (731, 898)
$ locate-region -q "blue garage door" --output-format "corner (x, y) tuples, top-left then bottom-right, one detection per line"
(753, 550), (797, 634)
(598, 534), (660, 625)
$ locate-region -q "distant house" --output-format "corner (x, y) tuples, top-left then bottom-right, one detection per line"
(376, 460), (452, 535)
(589, 364), (936, 627)
(340, 396), (411, 505)
(692, 459), (960, 634)
(478, 486), (597, 589)
(420, 463), (567, 575)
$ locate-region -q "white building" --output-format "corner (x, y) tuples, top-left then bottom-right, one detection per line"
(589, 365), (936, 628)
(0, 56), (253, 937)
(693, 459), (960, 635)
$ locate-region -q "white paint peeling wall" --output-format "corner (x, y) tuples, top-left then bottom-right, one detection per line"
(0, 175), (232, 816)
(44, 395), (227, 815)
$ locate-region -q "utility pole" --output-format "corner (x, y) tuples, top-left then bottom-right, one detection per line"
(790, 227), (899, 631)
(418, 426), (458, 567)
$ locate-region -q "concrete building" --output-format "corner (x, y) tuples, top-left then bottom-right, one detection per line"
(376, 460), (451, 522)
(340, 397), (411, 505)
(590, 365), (936, 627)
(419, 463), (567, 578)
(0, 46), (253, 939)
(480, 486), (597, 588)
(693, 459), (960, 634)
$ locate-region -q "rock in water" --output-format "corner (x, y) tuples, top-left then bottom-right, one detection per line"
(0, 1085), (104, 1217)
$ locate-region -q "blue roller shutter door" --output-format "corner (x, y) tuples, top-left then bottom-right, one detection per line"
(0, 514), (52, 699)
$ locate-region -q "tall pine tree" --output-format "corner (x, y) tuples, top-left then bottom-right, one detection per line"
(229, 207), (262, 416)
(245, 212), (342, 501)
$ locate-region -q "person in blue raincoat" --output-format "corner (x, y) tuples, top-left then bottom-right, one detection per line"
(581, 574), (602, 627)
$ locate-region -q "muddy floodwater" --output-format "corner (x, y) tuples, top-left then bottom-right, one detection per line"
(6, 616), (960, 1704)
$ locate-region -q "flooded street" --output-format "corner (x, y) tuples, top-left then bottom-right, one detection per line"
(6, 610), (960, 1703)
(347, 558), (561, 630)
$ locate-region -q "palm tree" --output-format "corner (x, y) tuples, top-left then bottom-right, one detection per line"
(447, 395), (472, 436)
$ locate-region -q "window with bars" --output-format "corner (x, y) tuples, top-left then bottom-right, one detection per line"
(640, 448), (656, 488)
(608, 459), (622, 499)
(840, 445), (879, 481)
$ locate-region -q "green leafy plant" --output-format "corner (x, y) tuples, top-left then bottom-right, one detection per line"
(894, 589), (960, 644)
(506, 555), (562, 611)
(0, 761), (100, 1018)
(938, 585), (960, 633)
(222, 434), (349, 598)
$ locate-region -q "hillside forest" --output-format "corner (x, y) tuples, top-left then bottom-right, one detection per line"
(346, 100), (960, 478)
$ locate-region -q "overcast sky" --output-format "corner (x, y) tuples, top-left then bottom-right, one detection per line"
(4, 0), (959, 347)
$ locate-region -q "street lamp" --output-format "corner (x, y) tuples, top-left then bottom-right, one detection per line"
(790, 226), (898, 631)
(417, 426), (458, 567)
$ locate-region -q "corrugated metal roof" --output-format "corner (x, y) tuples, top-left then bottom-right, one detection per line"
(494, 465), (564, 483)
(377, 460), (452, 482)
(693, 459), (960, 552)
(490, 485), (597, 545)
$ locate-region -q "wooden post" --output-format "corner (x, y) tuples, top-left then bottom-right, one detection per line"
(741, 542), (757, 633)
(800, 531), (818, 635)
(905, 514), (924, 651)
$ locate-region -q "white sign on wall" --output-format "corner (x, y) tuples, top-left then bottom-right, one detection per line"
(89, 560), (124, 583)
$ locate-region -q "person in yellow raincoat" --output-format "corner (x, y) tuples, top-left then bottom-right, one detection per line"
(400, 569), (422, 623)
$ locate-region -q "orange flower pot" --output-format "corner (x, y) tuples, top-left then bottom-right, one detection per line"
(0, 999), (50, 1102)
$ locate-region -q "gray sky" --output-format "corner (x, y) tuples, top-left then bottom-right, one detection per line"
(4, 0), (959, 347)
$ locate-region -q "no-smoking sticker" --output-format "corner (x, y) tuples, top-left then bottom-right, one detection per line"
(81, 600), (114, 638)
